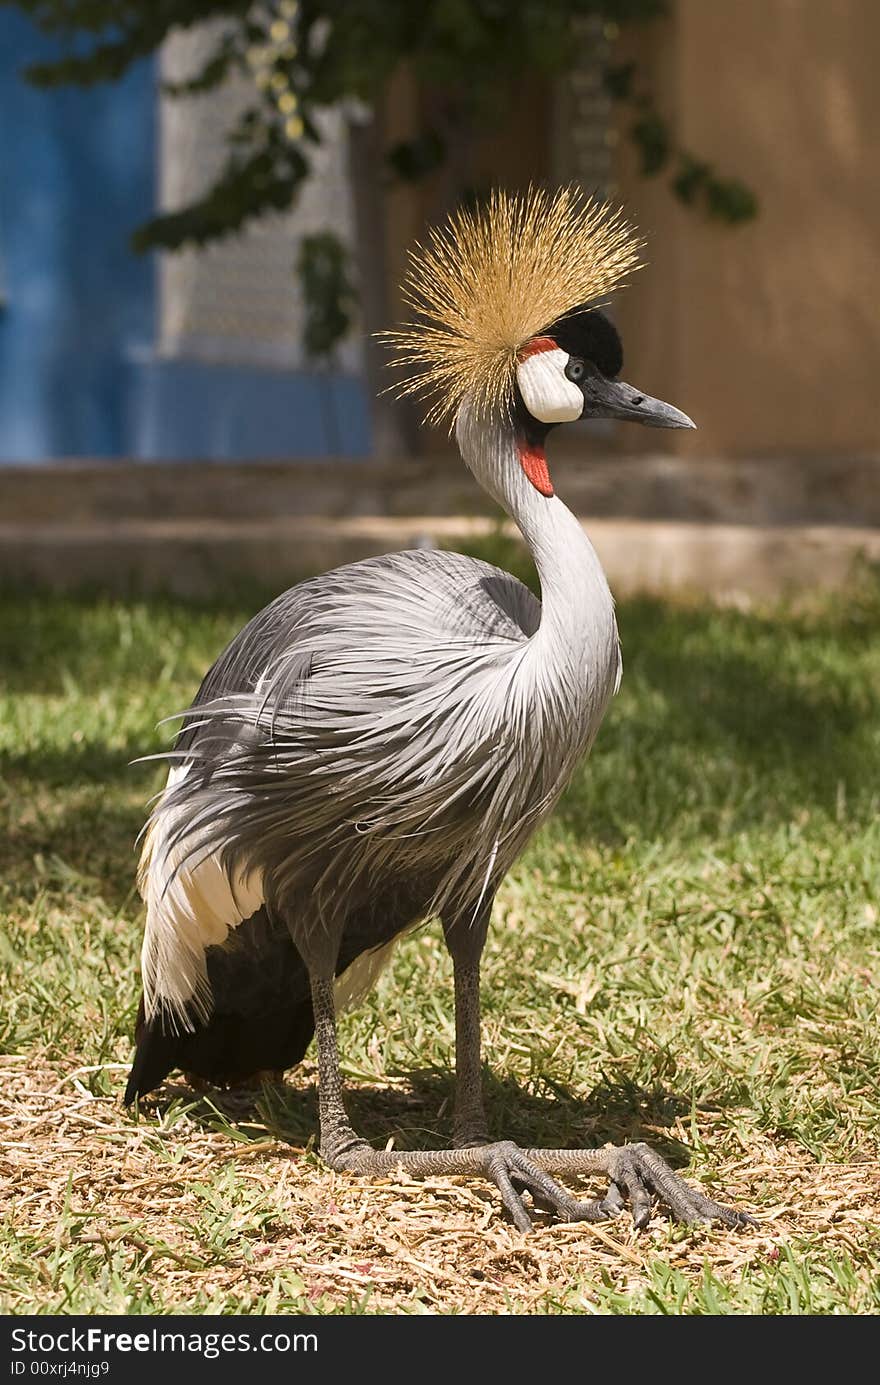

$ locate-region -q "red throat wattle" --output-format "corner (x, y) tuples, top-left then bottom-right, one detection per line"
(517, 439), (553, 497)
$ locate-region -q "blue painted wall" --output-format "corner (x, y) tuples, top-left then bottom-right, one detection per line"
(130, 358), (370, 460)
(0, 13), (370, 460)
(0, 12), (155, 459)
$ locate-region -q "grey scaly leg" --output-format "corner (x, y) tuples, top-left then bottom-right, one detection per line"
(307, 919), (754, 1233)
(442, 906), (491, 1149)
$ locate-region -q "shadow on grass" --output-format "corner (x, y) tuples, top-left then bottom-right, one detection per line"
(140, 1068), (701, 1171)
(1, 742), (162, 790)
(6, 595), (879, 847)
(0, 779), (147, 908)
(0, 584), (261, 697)
(556, 593), (880, 842)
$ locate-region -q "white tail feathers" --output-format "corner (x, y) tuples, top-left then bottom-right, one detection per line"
(138, 766), (264, 1031)
(138, 767), (393, 1032)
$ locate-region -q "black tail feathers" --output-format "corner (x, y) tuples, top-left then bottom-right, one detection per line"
(124, 907), (315, 1100)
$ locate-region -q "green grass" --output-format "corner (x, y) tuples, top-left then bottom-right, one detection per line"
(1, 559), (879, 1314)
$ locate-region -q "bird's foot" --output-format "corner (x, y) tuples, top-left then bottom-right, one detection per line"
(465, 1140), (616, 1233)
(321, 1135), (754, 1233)
(525, 1141), (756, 1232)
(323, 1136), (608, 1232)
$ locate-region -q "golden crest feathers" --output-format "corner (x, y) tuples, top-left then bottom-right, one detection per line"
(381, 185), (643, 428)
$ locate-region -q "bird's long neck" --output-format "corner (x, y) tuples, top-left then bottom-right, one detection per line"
(455, 402), (616, 684)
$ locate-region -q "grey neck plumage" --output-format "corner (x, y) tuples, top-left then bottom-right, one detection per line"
(455, 399), (617, 703)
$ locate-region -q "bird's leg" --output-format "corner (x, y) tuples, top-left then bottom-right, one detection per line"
(309, 962), (599, 1227)
(442, 906), (491, 1148)
(307, 936), (753, 1233)
(441, 906), (625, 1228)
(310, 970), (373, 1168)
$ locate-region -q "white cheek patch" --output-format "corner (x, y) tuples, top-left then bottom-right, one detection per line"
(516, 348), (583, 424)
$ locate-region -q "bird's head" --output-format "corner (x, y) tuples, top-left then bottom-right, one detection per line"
(514, 306), (694, 495)
(383, 186), (695, 496)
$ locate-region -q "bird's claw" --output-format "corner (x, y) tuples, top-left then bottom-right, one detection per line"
(477, 1141), (618, 1233)
(479, 1140), (754, 1233)
(604, 1141), (756, 1230)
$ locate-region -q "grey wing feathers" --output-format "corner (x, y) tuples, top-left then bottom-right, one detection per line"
(180, 550), (538, 737)
(139, 551), (544, 1027)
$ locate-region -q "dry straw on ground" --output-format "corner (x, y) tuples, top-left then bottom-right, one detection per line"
(3, 1055), (878, 1315)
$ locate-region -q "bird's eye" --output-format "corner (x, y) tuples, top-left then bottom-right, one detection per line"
(565, 359), (585, 383)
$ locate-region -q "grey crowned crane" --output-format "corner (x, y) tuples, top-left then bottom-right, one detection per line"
(125, 187), (751, 1233)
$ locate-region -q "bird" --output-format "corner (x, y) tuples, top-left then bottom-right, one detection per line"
(125, 186), (751, 1233)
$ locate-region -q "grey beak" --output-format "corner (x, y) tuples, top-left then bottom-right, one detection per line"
(583, 377), (696, 429)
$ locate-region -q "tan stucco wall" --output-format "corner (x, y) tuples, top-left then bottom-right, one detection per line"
(615, 0), (880, 457)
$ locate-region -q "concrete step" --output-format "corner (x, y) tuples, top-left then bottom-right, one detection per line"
(2, 455), (878, 599)
(1, 514), (878, 600)
(3, 452), (880, 526)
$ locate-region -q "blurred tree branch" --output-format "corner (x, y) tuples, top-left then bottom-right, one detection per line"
(3, 0), (757, 442)
(605, 58), (757, 224)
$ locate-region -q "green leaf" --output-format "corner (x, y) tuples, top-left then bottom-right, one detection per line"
(672, 154), (711, 206)
(603, 60), (637, 102)
(630, 110), (671, 176)
(296, 231), (357, 362)
(705, 175), (758, 223)
(386, 130), (447, 183)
